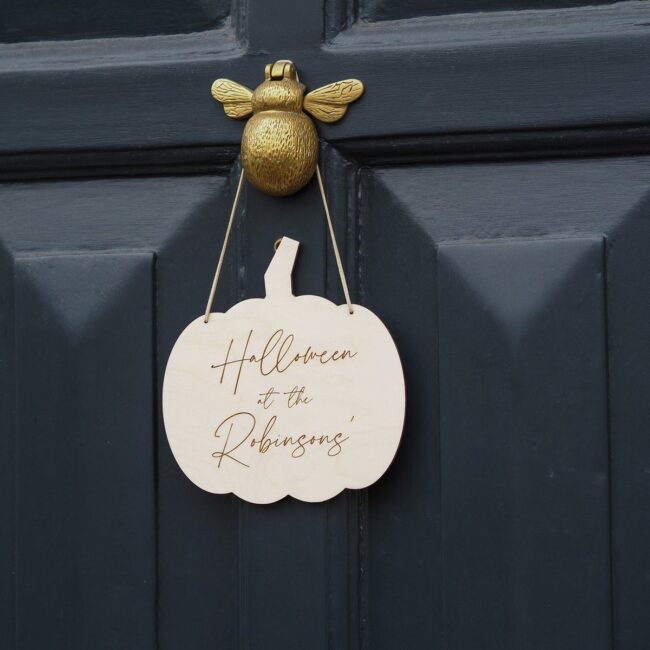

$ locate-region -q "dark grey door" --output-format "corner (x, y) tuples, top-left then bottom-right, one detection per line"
(2, 1), (649, 649)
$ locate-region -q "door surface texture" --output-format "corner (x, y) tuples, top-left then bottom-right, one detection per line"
(1, 1), (650, 649)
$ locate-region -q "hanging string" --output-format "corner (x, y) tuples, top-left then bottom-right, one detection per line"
(203, 163), (354, 322)
(315, 165), (354, 315)
(203, 168), (245, 322)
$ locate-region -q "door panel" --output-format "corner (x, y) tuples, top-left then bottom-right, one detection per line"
(0, 174), (234, 650)
(1, 0), (230, 43)
(438, 237), (609, 649)
(358, 0), (622, 21)
(14, 252), (156, 649)
(361, 157), (650, 649)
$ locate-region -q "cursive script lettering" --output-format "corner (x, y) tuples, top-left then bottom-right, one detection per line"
(212, 412), (349, 468)
(212, 329), (357, 395)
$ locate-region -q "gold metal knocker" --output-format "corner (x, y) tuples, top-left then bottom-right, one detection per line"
(211, 60), (364, 196)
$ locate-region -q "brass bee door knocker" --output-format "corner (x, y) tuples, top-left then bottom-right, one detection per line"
(211, 59), (363, 196)
(161, 61), (406, 504)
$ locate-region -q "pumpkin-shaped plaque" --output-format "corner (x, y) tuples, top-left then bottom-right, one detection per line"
(163, 237), (405, 503)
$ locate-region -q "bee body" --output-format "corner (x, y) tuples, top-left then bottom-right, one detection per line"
(243, 110), (318, 197)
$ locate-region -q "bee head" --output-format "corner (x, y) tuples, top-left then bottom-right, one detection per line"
(252, 60), (305, 113)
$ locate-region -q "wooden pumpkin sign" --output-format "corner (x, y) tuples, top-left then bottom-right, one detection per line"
(162, 237), (405, 503)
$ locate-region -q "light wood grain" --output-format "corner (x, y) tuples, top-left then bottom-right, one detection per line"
(162, 237), (405, 504)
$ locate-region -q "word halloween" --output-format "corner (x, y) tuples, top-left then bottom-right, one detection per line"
(211, 328), (357, 395)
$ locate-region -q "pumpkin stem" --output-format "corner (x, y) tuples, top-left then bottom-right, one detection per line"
(264, 237), (299, 299)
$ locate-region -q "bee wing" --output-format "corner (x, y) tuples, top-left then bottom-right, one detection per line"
(303, 79), (364, 123)
(211, 79), (254, 119)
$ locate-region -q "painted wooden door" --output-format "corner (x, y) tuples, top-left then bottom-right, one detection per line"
(2, 1), (649, 648)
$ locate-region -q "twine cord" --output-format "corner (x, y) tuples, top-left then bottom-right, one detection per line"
(203, 164), (353, 321)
